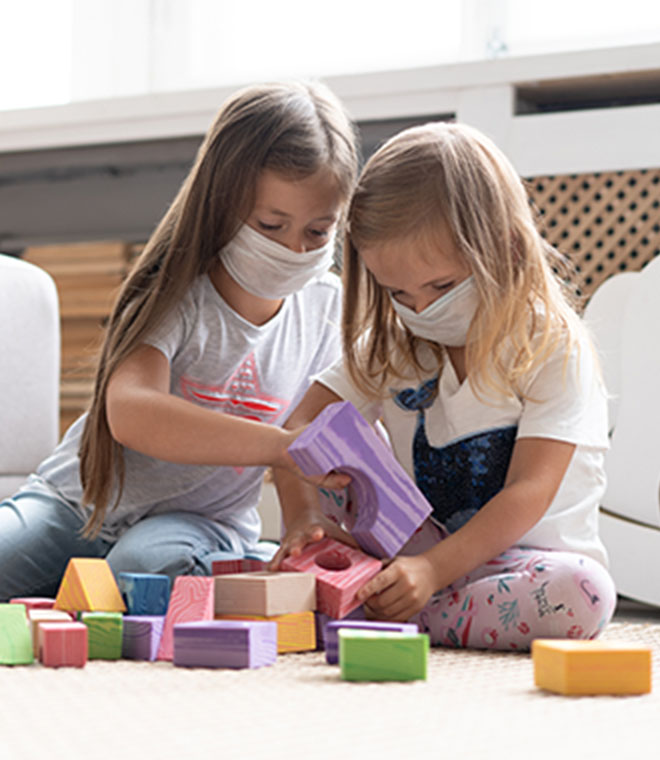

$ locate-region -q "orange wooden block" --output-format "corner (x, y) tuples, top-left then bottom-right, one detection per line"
(54, 558), (126, 613)
(533, 639), (652, 695)
(217, 611), (316, 653)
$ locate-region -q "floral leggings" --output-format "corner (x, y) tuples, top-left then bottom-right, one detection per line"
(410, 545), (617, 651)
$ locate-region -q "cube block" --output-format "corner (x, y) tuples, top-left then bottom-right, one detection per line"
(29, 609), (75, 656)
(214, 571), (316, 617)
(288, 401), (432, 558)
(339, 629), (429, 681)
(81, 612), (123, 660)
(325, 619), (419, 664)
(532, 639), (652, 695)
(173, 620), (277, 669)
(217, 611), (316, 653)
(39, 622), (88, 667)
(118, 572), (170, 616)
(280, 537), (381, 618)
(122, 615), (165, 661)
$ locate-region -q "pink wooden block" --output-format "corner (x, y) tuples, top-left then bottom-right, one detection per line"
(39, 622), (88, 668)
(280, 537), (382, 619)
(10, 597), (56, 611)
(211, 559), (267, 575)
(156, 576), (215, 661)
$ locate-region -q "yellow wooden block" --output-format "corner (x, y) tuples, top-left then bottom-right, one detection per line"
(54, 558), (126, 613)
(532, 639), (652, 695)
(216, 611), (316, 653)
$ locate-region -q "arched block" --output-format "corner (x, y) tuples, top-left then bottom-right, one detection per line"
(288, 401), (432, 558)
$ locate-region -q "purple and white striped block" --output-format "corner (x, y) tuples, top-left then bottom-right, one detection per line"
(122, 616), (165, 661)
(324, 619), (419, 665)
(173, 620), (277, 669)
(288, 401), (432, 558)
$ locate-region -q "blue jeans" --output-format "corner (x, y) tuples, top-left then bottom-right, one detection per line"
(0, 489), (277, 601)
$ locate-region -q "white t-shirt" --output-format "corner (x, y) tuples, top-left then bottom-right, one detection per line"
(316, 329), (609, 566)
(31, 272), (342, 546)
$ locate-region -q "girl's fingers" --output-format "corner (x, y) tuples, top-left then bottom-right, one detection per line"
(356, 566), (395, 602)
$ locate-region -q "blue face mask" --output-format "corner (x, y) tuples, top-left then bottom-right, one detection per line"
(388, 275), (479, 346)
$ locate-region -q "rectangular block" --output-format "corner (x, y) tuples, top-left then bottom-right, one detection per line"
(280, 537), (381, 619)
(0, 603), (34, 665)
(211, 559), (267, 575)
(217, 611), (316, 653)
(173, 620), (277, 669)
(122, 616), (165, 661)
(39, 622), (88, 668)
(28, 609), (75, 657)
(325, 620), (419, 664)
(157, 576), (215, 661)
(118, 572), (170, 616)
(339, 630), (429, 682)
(315, 606), (366, 651)
(81, 612), (123, 660)
(10, 597), (56, 612)
(214, 571), (316, 617)
(532, 639), (652, 695)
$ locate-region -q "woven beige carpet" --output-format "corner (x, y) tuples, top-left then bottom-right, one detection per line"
(1, 616), (658, 760)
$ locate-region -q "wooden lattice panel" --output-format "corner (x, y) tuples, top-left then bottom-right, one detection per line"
(526, 168), (660, 301)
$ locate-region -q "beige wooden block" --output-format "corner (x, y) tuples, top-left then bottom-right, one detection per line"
(28, 609), (74, 657)
(214, 571), (316, 617)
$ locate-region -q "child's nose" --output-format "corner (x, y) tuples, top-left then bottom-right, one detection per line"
(282, 232), (307, 253)
(414, 294), (438, 313)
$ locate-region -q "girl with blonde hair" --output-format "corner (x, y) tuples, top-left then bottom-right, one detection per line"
(271, 122), (616, 650)
(0, 80), (358, 600)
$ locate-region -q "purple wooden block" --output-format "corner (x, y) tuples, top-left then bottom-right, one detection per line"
(315, 606), (367, 650)
(325, 620), (419, 665)
(288, 401), (432, 558)
(122, 615), (165, 661)
(173, 620), (277, 669)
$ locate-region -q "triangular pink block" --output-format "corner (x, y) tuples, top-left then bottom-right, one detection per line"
(156, 576), (215, 661)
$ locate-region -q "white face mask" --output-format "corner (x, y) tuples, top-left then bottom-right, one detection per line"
(389, 275), (479, 346)
(220, 223), (335, 300)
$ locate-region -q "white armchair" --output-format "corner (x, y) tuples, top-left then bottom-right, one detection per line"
(0, 254), (60, 500)
(584, 255), (660, 606)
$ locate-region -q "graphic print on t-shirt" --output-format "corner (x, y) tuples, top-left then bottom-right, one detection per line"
(393, 378), (517, 534)
(180, 351), (289, 424)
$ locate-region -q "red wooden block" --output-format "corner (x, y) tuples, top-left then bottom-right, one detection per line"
(157, 576), (215, 661)
(10, 597), (56, 612)
(39, 622), (88, 668)
(211, 559), (267, 575)
(280, 537), (382, 618)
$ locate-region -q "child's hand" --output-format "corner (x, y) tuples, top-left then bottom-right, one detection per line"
(356, 554), (437, 622)
(268, 511), (357, 571)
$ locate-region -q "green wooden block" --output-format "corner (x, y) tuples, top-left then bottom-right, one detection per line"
(81, 612), (123, 660)
(339, 629), (429, 681)
(0, 603), (34, 665)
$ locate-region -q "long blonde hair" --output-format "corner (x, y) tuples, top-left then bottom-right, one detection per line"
(79, 81), (359, 537)
(343, 121), (584, 401)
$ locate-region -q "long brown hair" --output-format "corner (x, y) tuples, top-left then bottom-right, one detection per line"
(79, 81), (358, 537)
(343, 121), (585, 401)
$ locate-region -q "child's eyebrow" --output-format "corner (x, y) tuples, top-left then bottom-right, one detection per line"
(256, 207), (338, 223)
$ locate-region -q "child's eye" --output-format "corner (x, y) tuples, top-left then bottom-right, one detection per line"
(258, 221), (281, 232)
(307, 228), (330, 238)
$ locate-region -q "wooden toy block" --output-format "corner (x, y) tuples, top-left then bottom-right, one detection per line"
(81, 612), (124, 659)
(157, 576), (215, 661)
(214, 571), (316, 617)
(118, 572), (171, 616)
(0, 603), (34, 665)
(339, 629), (429, 682)
(280, 537), (381, 619)
(38, 622), (88, 668)
(173, 620), (277, 669)
(28, 609), (75, 656)
(315, 606), (366, 651)
(10, 597), (56, 611)
(54, 558), (126, 613)
(532, 639), (652, 695)
(122, 616), (165, 661)
(216, 611), (316, 653)
(325, 620), (419, 664)
(211, 559), (267, 575)
(288, 400), (432, 558)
